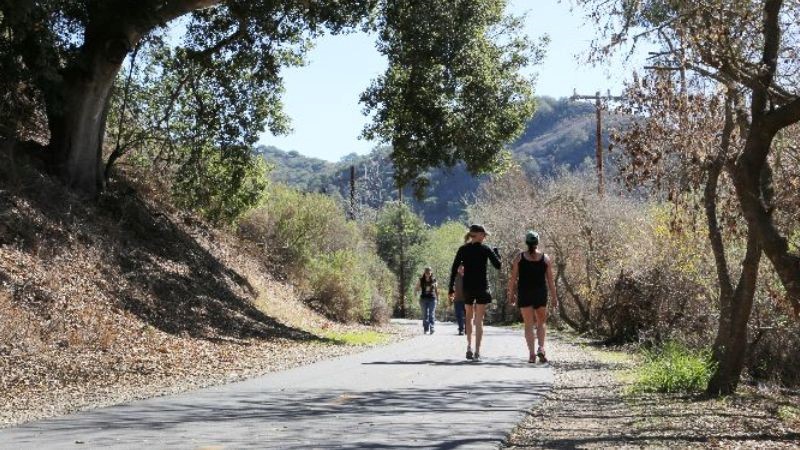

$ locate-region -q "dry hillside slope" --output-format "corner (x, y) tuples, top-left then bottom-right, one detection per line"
(0, 148), (390, 426)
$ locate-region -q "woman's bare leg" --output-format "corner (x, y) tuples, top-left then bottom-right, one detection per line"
(465, 304), (475, 349)
(474, 304), (487, 354)
(534, 306), (548, 351)
(520, 306), (536, 354)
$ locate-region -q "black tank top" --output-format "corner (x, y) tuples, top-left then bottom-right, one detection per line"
(518, 252), (547, 295)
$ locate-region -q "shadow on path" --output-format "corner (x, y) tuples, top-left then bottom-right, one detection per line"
(6, 380), (550, 448)
(364, 359), (540, 368)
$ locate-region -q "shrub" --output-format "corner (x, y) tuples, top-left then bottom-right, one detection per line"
(602, 267), (712, 347)
(362, 252), (396, 325)
(238, 184), (354, 272)
(307, 250), (373, 323)
(467, 167), (715, 344)
(171, 147), (270, 224)
(746, 265), (800, 387)
(633, 342), (715, 394)
(238, 183), (396, 324)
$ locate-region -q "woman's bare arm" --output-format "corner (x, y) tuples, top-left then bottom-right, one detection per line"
(507, 253), (521, 305)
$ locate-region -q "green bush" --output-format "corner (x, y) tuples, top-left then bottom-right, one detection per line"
(307, 250), (373, 323)
(375, 202), (429, 316)
(361, 251), (395, 325)
(633, 342), (715, 394)
(172, 150), (270, 224)
(238, 183), (396, 324)
(238, 184), (353, 270)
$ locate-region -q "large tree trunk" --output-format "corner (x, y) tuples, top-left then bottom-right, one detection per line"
(5, 2), (226, 197)
(705, 95), (763, 397)
(707, 228), (761, 396)
(47, 42), (128, 196)
(728, 0), (800, 316)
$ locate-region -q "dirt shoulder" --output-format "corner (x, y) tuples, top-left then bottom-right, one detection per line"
(504, 333), (800, 449)
(1, 321), (414, 427)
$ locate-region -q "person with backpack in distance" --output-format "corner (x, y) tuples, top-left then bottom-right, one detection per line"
(507, 230), (558, 363)
(449, 232), (471, 336)
(448, 224), (501, 361)
(415, 266), (438, 334)
(452, 262), (467, 336)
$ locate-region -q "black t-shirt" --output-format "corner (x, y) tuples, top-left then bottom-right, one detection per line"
(448, 242), (501, 294)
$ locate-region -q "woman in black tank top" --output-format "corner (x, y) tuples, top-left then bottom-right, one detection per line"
(507, 230), (558, 363)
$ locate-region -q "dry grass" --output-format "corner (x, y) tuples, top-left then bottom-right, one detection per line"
(505, 334), (800, 449)
(0, 150), (404, 426)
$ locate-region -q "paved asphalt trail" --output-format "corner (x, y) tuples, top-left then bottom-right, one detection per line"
(2, 320), (552, 449)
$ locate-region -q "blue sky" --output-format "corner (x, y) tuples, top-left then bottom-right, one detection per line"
(258, 0), (646, 161)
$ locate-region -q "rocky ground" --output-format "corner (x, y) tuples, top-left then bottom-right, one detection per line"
(505, 333), (800, 449)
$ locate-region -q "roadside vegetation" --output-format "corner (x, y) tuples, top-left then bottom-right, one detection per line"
(632, 342), (715, 394)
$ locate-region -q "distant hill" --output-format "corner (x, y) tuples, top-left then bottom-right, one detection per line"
(257, 147), (337, 192)
(259, 96), (626, 224)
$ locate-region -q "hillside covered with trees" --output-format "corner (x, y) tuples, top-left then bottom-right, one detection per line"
(261, 96), (625, 224)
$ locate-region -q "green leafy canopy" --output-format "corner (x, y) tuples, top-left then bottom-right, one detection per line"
(361, 0), (544, 187)
(1, 0), (543, 198)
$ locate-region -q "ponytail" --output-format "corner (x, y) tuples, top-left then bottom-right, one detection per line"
(464, 233), (471, 244)
(527, 243), (537, 253)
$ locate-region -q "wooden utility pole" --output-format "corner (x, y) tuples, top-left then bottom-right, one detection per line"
(570, 90), (625, 196)
(348, 165), (356, 220)
(397, 185), (406, 318)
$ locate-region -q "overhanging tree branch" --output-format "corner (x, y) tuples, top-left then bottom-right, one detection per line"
(765, 97), (800, 133)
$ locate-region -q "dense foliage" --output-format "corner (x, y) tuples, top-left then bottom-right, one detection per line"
(465, 161), (800, 390)
(361, 0), (542, 190)
(576, 0), (800, 395)
(374, 202), (428, 316)
(237, 183), (394, 323)
(0, 0), (537, 201)
(261, 96), (612, 224)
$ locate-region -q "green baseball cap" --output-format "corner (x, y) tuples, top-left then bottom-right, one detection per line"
(525, 230), (540, 246)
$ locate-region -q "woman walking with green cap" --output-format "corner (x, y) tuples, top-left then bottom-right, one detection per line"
(507, 230), (558, 363)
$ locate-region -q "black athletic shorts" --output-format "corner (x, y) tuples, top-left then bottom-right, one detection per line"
(518, 287), (548, 309)
(462, 289), (492, 305)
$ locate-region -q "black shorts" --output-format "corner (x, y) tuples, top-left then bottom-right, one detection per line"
(518, 288), (548, 309)
(462, 289), (492, 305)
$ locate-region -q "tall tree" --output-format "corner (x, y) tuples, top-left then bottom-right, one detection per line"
(580, 0), (800, 395)
(0, 0), (539, 197)
(361, 0), (542, 191)
(613, 70), (766, 396)
(375, 201), (428, 317)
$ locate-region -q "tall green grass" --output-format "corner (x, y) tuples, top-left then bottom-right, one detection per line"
(632, 342), (715, 394)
